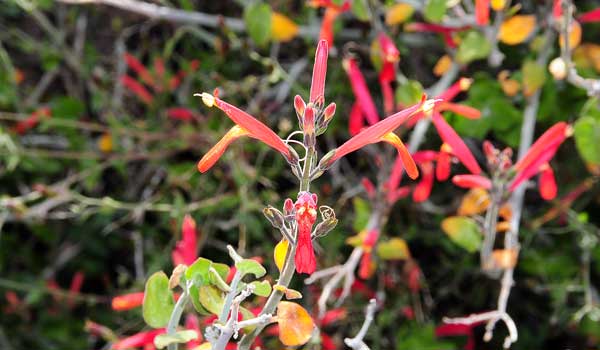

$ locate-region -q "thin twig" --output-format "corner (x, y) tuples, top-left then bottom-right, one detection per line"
(344, 299), (377, 350)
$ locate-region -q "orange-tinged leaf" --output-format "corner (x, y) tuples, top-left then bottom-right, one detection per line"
(574, 43), (600, 72)
(498, 15), (536, 45)
(274, 239), (289, 273)
(271, 12), (299, 42)
(559, 20), (581, 50)
(491, 249), (518, 269)
(441, 216), (482, 252)
(385, 3), (414, 26)
(377, 238), (411, 260)
(499, 204), (512, 220)
(98, 133), (113, 153)
(497, 70), (521, 96)
(496, 221), (511, 232)
(277, 301), (315, 346)
(457, 188), (490, 216)
(433, 54), (452, 76)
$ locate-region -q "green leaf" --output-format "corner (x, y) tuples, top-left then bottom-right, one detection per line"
(351, 0), (370, 21)
(396, 80), (424, 107)
(244, 2), (272, 46)
(522, 59), (547, 95)
(143, 272), (175, 328)
(352, 197), (371, 232)
(188, 285), (210, 315)
(209, 267), (231, 292)
(51, 96), (85, 119)
(574, 117), (600, 165)
(199, 285), (225, 315)
(211, 263), (231, 281)
(250, 280), (272, 296)
(377, 238), (410, 260)
(456, 31), (491, 64)
(154, 330), (198, 349)
(441, 216), (482, 253)
(424, 0), (447, 23)
(185, 257), (212, 285)
(235, 259), (266, 278)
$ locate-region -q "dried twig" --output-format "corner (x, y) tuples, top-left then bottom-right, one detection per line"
(344, 299), (377, 350)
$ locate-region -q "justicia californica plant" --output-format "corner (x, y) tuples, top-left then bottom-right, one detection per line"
(139, 40), (438, 350)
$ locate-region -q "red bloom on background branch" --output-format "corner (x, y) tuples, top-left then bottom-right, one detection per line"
(343, 58), (381, 125)
(578, 8), (600, 23)
(431, 112), (482, 175)
(111, 292), (145, 311)
(112, 329), (165, 349)
(475, 0), (490, 25)
(172, 214), (198, 266)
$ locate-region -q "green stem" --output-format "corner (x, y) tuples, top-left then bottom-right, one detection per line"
(238, 146), (316, 349)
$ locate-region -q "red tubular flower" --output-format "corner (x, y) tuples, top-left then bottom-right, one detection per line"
(343, 58), (381, 125)
(475, 0), (490, 26)
(295, 192), (319, 274)
(167, 107), (196, 122)
(388, 186), (412, 204)
(436, 323), (480, 350)
(325, 97), (436, 179)
(310, 40), (329, 104)
(320, 7), (339, 46)
(124, 53), (155, 88)
(68, 271), (84, 307)
(431, 112), (482, 175)
(13, 107), (51, 134)
(361, 177), (376, 198)
(197, 93), (292, 172)
(172, 214), (198, 266)
(436, 145), (452, 181)
(413, 162), (434, 202)
(552, 0), (563, 19)
(113, 329), (165, 349)
(578, 8), (600, 23)
(452, 174), (492, 189)
(438, 78), (472, 102)
(514, 122), (571, 173)
(185, 314), (203, 349)
(510, 141), (562, 192)
(358, 251), (374, 279)
(386, 154), (405, 192)
(348, 102), (364, 136)
(539, 163), (557, 200)
(111, 292), (145, 311)
(437, 102), (481, 119)
(121, 75), (153, 105)
(380, 63), (395, 115)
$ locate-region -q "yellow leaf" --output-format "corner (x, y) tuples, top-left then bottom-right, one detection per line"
(274, 239), (289, 273)
(559, 20), (581, 50)
(498, 15), (536, 45)
(192, 343), (212, 350)
(271, 12), (299, 42)
(491, 249), (518, 269)
(433, 55), (452, 77)
(385, 3), (414, 26)
(346, 230), (367, 247)
(98, 133), (113, 153)
(499, 203), (512, 220)
(457, 188), (490, 216)
(491, 0), (506, 11)
(277, 301), (315, 346)
(273, 285), (303, 300)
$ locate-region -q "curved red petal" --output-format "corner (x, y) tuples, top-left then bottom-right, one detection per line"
(197, 126), (249, 173)
(432, 112), (481, 174)
(343, 58), (381, 125)
(452, 174), (492, 189)
(539, 164), (557, 200)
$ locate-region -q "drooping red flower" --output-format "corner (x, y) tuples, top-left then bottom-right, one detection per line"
(348, 102), (364, 136)
(378, 33), (400, 115)
(361, 177), (376, 198)
(121, 75), (153, 105)
(358, 229), (380, 279)
(404, 23), (470, 48)
(166, 107), (197, 122)
(113, 329), (165, 349)
(413, 162), (434, 202)
(436, 144), (452, 181)
(324, 97), (437, 179)
(578, 8), (600, 23)
(111, 292), (145, 311)
(343, 58), (381, 125)
(539, 163), (557, 200)
(124, 53), (156, 88)
(197, 93), (293, 172)
(552, 0), (563, 19)
(475, 0), (490, 25)
(311, 1), (350, 45)
(452, 174), (492, 189)
(437, 102), (481, 119)
(171, 214), (198, 266)
(13, 107), (51, 134)
(294, 192), (319, 274)
(431, 112), (482, 175)
(510, 122), (571, 191)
